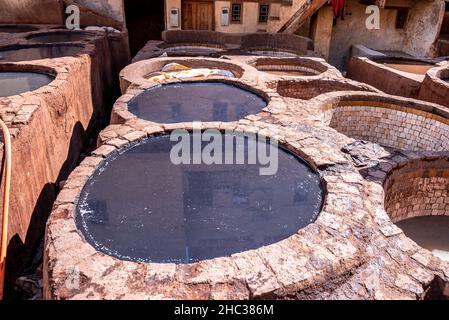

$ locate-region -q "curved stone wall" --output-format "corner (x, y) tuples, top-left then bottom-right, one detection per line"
(277, 79), (374, 100)
(322, 96), (449, 151)
(418, 65), (449, 109)
(384, 158), (449, 223)
(249, 57), (337, 78)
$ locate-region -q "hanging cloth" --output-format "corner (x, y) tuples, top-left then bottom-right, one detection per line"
(332, 0), (346, 19)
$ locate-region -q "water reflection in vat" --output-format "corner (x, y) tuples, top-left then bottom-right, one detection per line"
(0, 45), (83, 62)
(0, 71), (54, 97)
(128, 82), (267, 123)
(77, 134), (324, 263)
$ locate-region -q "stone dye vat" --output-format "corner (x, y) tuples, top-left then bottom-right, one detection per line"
(0, 71), (54, 97)
(251, 57), (335, 78)
(26, 31), (91, 43)
(322, 95), (449, 151)
(127, 82), (267, 123)
(76, 133), (323, 263)
(0, 45), (83, 62)
(385, 157), (449, 262)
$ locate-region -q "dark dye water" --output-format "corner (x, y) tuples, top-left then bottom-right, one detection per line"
(0, 45), (83, 62)
(0, 25), (38, 33)
(443, 78), (449, 83)
(77, 134), (323, 263)
(27, 32), (91, 43)
(128, 82), (267, 123)
(0, 71), (54, 97)
(397, 216), (449, 262)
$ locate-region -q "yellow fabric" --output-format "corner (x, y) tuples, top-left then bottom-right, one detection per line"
(144, 63), (234, 83)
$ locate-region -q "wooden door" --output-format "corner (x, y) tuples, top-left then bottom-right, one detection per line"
(182, 1), (214, 31)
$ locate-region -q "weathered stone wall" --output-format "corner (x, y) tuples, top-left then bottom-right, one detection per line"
(311, 0), (444, 69)
(403, 0), (444, 57)
(0, 0), (64, 25)
(385, 158), (449, 223)
(0, 0), (125, 27)
(0, 28), (130, 297)
(250, 56), (336, 77)
(323, 101), (449, 151)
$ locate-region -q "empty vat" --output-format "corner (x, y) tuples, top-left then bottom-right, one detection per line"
(76, 133), (323, 263)
(128, 82), (267, 123)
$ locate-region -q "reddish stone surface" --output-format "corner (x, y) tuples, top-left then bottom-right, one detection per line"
(418, 63), (449, 109)
(45, 55), (449, 300)
(0, 25), (130, 296)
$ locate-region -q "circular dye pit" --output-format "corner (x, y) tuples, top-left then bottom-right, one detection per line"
(0, 45), (83, 62)
(27, 31), (91, 43)
(77, 133), (323, 263)
(384, 158), (449, 262)
(396, 216), (449, 262)
(252, 58), (327, 78)
(0, 71), (54, 97)
(128, 82), (267, 123)
(0, 25), (38, 33)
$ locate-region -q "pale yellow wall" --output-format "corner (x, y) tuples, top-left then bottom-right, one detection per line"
(215, 1), (263, 33)
(165, 0), (273, 33)
(166, 0), (182, 30)
(311, 0), (444, 69)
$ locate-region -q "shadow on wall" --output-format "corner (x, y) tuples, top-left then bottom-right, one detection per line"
(4, 122), (86, 300)
(124, 0), (165, 57)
